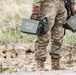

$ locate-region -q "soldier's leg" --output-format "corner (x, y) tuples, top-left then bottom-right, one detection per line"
(50, 0), (67, 70)
(35, 31), (51, 71)
(35, 1), (57, 71)
(50, 25), (64, 70)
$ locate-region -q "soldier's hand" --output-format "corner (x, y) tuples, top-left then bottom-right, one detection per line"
(31, 12), (40, 20)
(70, 4), (76, 15)
(31, 5), (41, 20)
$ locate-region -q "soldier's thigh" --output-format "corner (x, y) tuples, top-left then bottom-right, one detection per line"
(51, 1), (67, 40)
(56, 0), (67, 24)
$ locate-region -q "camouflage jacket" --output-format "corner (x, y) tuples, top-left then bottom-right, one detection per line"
(38, 0), (76, 5)
(71, 0), (76, 5)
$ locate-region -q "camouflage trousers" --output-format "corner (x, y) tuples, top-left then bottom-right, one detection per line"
(35, 0), (67, 61)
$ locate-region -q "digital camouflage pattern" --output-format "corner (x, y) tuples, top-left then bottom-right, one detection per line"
(35, 0), (66, 61)
(71, 0), (76, 5)
(35, 0), (75, 61)
(38, 0), (76, 4)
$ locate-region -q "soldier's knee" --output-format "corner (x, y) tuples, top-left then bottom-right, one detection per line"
(49, 52), (61, 59)
(35, 52), (46, 61)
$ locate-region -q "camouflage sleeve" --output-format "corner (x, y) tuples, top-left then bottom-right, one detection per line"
(71, 0), (76, 5)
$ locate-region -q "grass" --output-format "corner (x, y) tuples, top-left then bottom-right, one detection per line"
(63, 30), (76, 46)
(0, 0), (36, 44)
(1, 28), (36, 43)
(9, 68), (19, 73)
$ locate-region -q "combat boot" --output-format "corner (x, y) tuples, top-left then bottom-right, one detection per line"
(51, 58), (65, 70)
(36, 60), (45, 71)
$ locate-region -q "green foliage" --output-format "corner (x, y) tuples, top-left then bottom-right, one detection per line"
(0, 0), (36, 44)
(33, 0), (38, 4)
(9, 68), (19, 73)
(1, 27), (36, 43)
(64, 31), (76, 45)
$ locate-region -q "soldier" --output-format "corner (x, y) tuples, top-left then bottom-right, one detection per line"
(31, 0), (76, 70)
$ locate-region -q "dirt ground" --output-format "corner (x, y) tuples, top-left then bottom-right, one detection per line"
(0, 43), (76, 72)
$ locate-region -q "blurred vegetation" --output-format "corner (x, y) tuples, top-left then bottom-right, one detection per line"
(0, 0), (36, 44)
(9, 68), (19, 73)
(0, 0), (76, 45)
(63, 30), (76, 46)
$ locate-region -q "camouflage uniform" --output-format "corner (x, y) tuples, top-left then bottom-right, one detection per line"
(34, 0), (76, 71)
(72, 0), (76, 5)
(35, 0), (67, 61)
